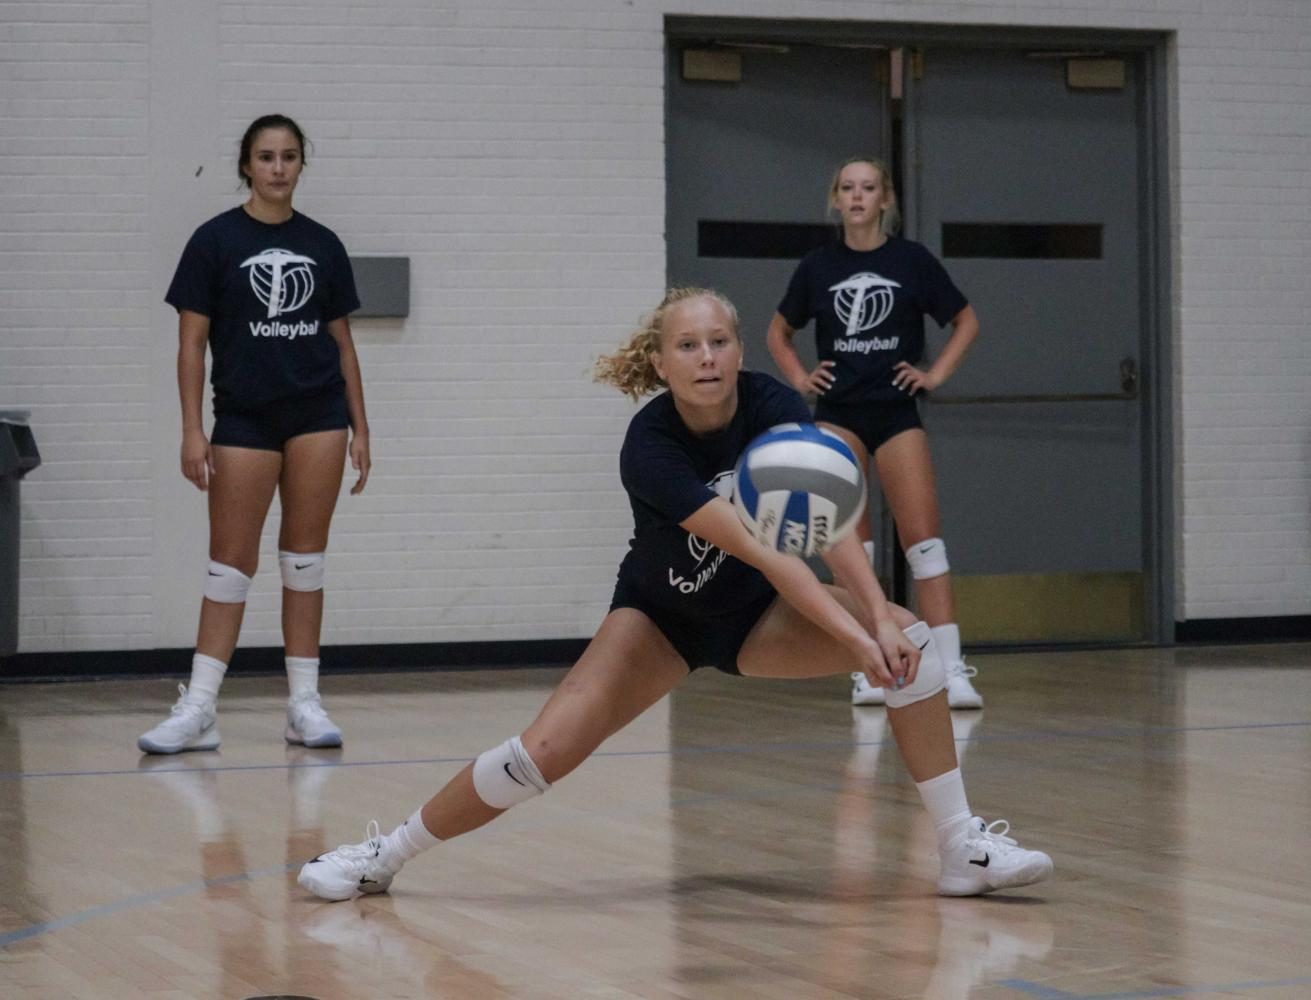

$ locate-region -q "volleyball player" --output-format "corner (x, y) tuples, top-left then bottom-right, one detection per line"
(298, 289), (1050, 901)
(767, 156), (983, 709)
(138, 114), (370, 754)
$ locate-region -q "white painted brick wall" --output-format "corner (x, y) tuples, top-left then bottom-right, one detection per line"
(1, 0), (154, 651)
(4, 0), (1309, 654)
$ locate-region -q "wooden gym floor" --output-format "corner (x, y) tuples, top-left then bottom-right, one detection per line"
(1, 643), (1308, 999)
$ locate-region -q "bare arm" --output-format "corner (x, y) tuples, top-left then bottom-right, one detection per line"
(822, 531), (895, 629)
(327, 316), (371, 495)
(176, 310), (212, 491)
(893, 304), (980, 394)
(766, 312), (835, 398)
(927, 303), (980, 386)
(681, 498), (915, 686)
(822, 532), (919, 686)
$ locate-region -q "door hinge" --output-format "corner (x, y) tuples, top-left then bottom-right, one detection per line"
(1120, 357), (1138, 396)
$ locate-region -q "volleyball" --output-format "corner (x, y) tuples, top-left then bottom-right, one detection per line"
(732, 423), (866, 557)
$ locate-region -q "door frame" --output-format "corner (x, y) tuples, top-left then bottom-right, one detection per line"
(666, 16), (1175, 645)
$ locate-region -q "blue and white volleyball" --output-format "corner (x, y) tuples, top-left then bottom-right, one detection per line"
(732, 423), (866, 557)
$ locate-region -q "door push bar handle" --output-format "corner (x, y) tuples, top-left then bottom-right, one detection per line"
(930, 358), (1139, 405)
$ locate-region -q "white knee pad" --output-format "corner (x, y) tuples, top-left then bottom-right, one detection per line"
(204, 561), (252, 604)
(905, 537), (950, 580)
(279, 551), (324, 592)
(472, 736), (551, 809)
(884, 620), (947, 708)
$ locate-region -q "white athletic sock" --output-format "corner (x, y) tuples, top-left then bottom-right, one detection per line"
(915, 768), (972, 846)
(931, 623), (963, 665)
(186, 653), (227, 703)
(862, 540), (876, 564)
(378, 809), (441, 869)
(285, 656), (319, 699)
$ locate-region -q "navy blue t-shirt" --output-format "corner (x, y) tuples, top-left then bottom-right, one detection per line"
(777, 237), (967, 405)
(615, 370), (812, 618)
(166, 206), (360, 413)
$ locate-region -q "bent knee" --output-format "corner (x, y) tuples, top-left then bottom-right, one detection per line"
(884, 621), (948, 708)
(519, 732), (596, 785)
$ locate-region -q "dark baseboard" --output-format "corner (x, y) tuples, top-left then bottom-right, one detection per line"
(0, 638), (589, 683)
(5, 617), (1308, 681)
(1175, 615), (1311, 644)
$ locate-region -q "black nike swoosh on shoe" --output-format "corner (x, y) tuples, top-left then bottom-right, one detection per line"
(359, 877), (378, 885)
(208, 571), (221, 576)
(504, 763), (526, 786)
(969, 854), (990, 868)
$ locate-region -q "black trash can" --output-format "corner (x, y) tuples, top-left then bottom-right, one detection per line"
(0, 411), (41, 659)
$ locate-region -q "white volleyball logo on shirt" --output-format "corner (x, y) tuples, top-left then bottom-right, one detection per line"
(687, 533), (716, 567)
(685, 470), (736, 567)
(829, 272), (900, 337)
(241, 248), (317, 319)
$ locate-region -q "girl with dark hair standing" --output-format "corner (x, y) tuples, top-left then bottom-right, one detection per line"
(139, 114), (370, 753)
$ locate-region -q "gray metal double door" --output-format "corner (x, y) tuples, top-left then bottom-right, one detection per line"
(667, 39), (1154, 645)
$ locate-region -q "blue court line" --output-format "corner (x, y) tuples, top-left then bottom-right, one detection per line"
(999, 976), (1311, 999)
(2, 718), (1308, 782)
(999, 981), (1077, 999)
(0, 863), (296, 948)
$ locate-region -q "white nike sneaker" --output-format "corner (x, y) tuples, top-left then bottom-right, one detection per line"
(946, 659), (983, 709)
(299, 820), (398, 901)
(285, 692), (343, 748)
(851, 671), (886, 706)
(937, 817), (1053, 896)
(137, 684), (220, 754)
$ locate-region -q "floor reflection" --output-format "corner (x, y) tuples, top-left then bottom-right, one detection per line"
(0, 647), (1307, 998)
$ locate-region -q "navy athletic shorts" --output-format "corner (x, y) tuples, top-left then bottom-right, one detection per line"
(814, 397), (922, 454)
(211, 388), (349, 452)
(609, 582), (777, 675)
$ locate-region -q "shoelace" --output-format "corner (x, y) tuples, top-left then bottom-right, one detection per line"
(971, 819), (1020, 854)
(332, 820), (384, 866)
(949, 660), (978, 679)
(290, 692), (331, 721)
(169, 683), (210, 720)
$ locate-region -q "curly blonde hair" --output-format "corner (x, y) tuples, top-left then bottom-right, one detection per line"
(594, 287), (739, 401)
(829, 156), (901, 236)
